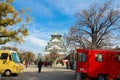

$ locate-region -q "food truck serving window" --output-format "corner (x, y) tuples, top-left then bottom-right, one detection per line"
(78, 53), (86, 62)
(114, 54), (120, 62)
(95, 54), (103, 62)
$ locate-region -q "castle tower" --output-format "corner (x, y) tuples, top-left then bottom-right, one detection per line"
(44, 32), (66, 55)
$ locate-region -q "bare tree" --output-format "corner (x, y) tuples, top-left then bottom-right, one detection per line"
(65, 1), (120, 49)
(49, 47), (60, 66)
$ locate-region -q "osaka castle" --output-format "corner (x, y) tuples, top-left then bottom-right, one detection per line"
(44, 32), (66, 55)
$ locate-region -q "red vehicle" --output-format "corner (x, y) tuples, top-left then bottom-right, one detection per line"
(75, 49), (120, 80)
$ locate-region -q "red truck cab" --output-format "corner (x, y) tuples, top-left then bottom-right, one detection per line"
(75, 49), (120, 80)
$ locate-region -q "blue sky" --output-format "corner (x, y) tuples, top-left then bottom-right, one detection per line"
(4, 0), (120, 55)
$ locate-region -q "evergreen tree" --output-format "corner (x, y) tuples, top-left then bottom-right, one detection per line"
(0, 0), (31, 44)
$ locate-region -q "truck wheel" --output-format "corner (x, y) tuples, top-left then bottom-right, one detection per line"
(98, 75), (106, 80)
(4, 70), (11, 76)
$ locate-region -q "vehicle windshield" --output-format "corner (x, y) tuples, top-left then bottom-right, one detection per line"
(11, 52), (20, 63)
(78, 53), (86, 62)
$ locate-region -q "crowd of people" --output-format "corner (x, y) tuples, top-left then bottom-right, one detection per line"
(24, 60), (74, 73)
(66, 61), (74, 70)
(43, 61), (52, 67)
(38, 60), (53, 73)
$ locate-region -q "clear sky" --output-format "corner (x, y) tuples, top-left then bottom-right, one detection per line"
(4, 0), (120, 55)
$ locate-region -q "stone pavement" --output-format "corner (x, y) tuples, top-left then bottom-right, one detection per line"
(1, 65), (75, 80)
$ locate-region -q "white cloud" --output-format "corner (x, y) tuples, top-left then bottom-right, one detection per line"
(45, 0), (120, 16)
(28, 21), (69, 40)
(14, 0), (53, 18)
(30, 1), (53, 18)
(46, 0), (95, 15)
(25, 36), (47, 47)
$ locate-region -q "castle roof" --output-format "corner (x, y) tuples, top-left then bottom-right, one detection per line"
(48, 45), (62, 50)
(53, 32), (60, 35)
(51, 38), (60, 42)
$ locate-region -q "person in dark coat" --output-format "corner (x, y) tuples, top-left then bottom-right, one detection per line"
(38, 60), (43, 73)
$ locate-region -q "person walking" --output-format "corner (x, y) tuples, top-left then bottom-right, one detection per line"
(25, 61), (29, 69)
(38, 60), (43, 73)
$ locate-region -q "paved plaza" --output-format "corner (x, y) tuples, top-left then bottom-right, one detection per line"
(1, 65), (75, 80)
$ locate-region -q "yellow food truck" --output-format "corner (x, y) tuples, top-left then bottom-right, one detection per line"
(0, 50), (24, 76)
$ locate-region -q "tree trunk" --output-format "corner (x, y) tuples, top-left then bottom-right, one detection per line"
(53, 58), (58, 67)
(91, 33), (97, 49)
